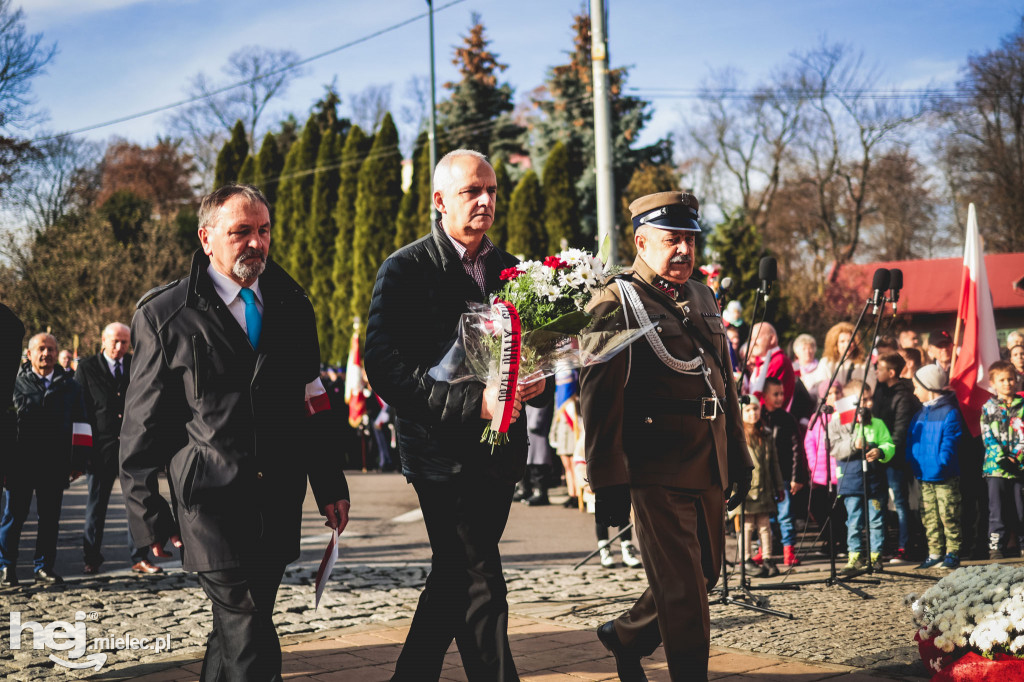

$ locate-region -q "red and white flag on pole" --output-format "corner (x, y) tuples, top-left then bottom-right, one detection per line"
(950, 203), (1001, 438)
(345, 328), (367, 428)
(835, 394), (859, 426)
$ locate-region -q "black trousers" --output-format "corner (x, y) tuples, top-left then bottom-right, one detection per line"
(393, 473), (518, 682)
(197, 563), (286, 682)
(83, 461), (148, 566)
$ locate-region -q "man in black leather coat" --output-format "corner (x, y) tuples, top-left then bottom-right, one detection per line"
(365, 149), (550, 681)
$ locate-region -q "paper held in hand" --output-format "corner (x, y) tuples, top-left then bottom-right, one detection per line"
(314, 528), (339, 609)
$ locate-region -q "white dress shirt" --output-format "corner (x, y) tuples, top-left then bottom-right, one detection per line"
(207, 264), (264, 337)
(102, 352), (124, 377)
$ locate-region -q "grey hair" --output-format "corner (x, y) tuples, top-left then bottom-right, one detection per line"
(102, 322), (130, 338)
(793, 333), (817, 352)
(28, 333), (57, 349)
(432, 149), (490, 195)
(197, 184), (271, 231)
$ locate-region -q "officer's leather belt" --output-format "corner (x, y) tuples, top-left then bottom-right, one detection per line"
(633, 396), (719, 420)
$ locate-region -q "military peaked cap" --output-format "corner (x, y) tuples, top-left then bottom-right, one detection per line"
(629, 191), (701, 232)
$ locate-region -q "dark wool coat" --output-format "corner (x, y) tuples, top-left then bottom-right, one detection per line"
(119, 251), (349, 572)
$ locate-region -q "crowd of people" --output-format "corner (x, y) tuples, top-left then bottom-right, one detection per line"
(2, 157), (1022, 681)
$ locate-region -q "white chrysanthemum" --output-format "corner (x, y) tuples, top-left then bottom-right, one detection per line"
(539, 283), (560, 302)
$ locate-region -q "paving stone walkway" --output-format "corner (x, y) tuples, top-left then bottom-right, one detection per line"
(0, 559), (953, 680)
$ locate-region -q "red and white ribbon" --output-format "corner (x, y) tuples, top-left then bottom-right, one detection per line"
(490, 299), (522, 436)
(72, 422), (93, 448)
(304, 377), (332, 417)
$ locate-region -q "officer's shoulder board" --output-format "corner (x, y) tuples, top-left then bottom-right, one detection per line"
(136, 280), (180, 309)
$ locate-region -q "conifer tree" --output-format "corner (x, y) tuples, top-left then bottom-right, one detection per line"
(213, 120), (249, 188)
(272, 141), (301, 269)
(437, 14), (524, 157)
(707, 214), (763, 326)
(329, 126), (373, 358)
(394, 131), (428, 250)
(541, 142), (578, 251)
(281, 116), (321, 281)
(237, 155), (255, 185)
(350, 113), (402, 330)
(488, 159), (512, 249)
(308, 129), (343, 360)
(532, 12), (670, 242)
(505, 170), (545, 259)
(415, 135), (434, 236)
(254, 131), (284, 207)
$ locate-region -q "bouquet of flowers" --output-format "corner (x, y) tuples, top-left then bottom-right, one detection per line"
(429, 244), (653, 448)
(906, 564), (1024, 680)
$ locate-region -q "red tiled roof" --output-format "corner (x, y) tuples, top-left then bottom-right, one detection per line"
(834, 253), (1024, 314)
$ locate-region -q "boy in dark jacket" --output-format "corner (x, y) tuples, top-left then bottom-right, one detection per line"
(828, 380), (894, 575)
(907, 365), (964, 570)
(871, 352), (921, 564)
(763, 377), (809, 566)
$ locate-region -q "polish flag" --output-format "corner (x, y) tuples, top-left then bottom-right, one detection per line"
(835, 394), (859, 426)
(72, 422), (93, 447)
(314, 528), (339, 610)
(950, 204), (1001, 438)
(304, 377), (331, 417)
(344, 330), (367, 429)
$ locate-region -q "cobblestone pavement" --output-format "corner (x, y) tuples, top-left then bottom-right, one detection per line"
(0, 558), (955, 680)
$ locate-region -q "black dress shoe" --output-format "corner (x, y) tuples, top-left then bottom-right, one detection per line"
(34, 568), (64, 584)
(0, 566), (18, 587)
(597, 621), (648, 681)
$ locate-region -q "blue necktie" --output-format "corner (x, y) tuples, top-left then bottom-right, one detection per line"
(239, 288), (262, 349)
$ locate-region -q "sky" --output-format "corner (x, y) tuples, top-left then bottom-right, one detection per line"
(17, 0), (1024, 155)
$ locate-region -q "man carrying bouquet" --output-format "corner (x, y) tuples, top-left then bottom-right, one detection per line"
(365, 149), (550, 681)
(581, 191), (753, 681)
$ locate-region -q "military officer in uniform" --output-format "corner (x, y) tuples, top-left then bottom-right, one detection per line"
(580, 191), (753, 681)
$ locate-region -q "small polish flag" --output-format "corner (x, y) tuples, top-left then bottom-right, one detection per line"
(304, 377), (331, 417)
(72, 422), (93, 447)
(835, 394), (859, 426)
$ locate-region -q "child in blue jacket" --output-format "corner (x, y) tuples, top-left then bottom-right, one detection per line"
(907, 365), (964, 570)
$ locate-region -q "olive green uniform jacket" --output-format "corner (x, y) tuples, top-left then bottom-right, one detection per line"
(581, 256), (752, 493)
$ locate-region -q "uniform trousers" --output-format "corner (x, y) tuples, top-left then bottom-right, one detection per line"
(0, 482), (64, 572)
(614, 484), (723, 682)
(392, 472), (517, 682)
(196, 563), (286, 682)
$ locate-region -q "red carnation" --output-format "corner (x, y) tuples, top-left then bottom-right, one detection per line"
(500, 267), (522, 281)
(543, 256), (568, 269)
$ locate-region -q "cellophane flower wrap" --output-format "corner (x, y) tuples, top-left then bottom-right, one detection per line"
(906, 564), (1024, 679)
(429, 245), (653, 448)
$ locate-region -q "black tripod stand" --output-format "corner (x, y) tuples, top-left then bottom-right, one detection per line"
(781, 285), (883, 595)
(709, 509), (793, 619)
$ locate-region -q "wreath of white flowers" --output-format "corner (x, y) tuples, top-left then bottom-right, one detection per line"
(906, 564), (1024, 658)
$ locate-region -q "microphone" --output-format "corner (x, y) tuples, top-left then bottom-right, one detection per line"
(870, 268), (890, 315)
(719, 276), (733, 293)
(888, 268), (903, 312)
(758, 257), (777, 302)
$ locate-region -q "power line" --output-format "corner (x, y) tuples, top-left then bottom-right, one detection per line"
(32, 0), (467, 143)
(627, 87), (981, 101)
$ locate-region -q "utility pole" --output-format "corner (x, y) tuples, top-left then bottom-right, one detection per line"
(590, 0), (616, 263)
(427, 0), (440, 223)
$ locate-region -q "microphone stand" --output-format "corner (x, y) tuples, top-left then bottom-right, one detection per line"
(780, 296), (880, 596)
(708, 273), (794, 618)
(709, 504), (793, 619)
